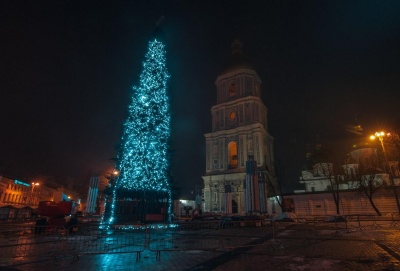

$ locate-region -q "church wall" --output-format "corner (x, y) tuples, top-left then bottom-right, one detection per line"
(202, 173), (246, 214)
(281, 190), (400, 216)
(205, 125), (269, 175)
(211, 97), (267, 132)
(215, 70), (261, 105)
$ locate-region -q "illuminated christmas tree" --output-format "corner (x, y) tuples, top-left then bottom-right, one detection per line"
(108, 38), (171, 224)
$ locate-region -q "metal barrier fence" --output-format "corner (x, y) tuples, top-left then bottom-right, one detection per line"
(0, 224), (67, 265)
(219, 220), (273, 249)
(1, 213), (400, 268)
(65, 224), (147, 261)
(271, 213), (398, 245)
(388, 212), (400, 226)
(148, 221), (222, 260)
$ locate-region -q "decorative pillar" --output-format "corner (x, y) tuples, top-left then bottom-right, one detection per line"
(258, 172), (268, 213)
(245, 156), (260, 213)
(223, 184), (232, 214)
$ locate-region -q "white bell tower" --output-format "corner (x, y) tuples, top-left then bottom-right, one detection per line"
(202, 40), (274, 214)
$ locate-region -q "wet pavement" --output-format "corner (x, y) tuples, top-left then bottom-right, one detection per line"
(1, 221), (400, 271)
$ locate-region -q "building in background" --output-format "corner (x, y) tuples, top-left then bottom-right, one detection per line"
(85, 176), (108, 215)
(202, 40), (275, 215)
(299, 146), (400, 193)
(286, 142), (400, 216)
(0, 177), (33, 207)
(0, 176), (82, 220)
(85, 177), (100, 214)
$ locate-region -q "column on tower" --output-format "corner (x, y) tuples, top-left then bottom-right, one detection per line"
(222, 184), (232, 214)
(244, 156), (269, 214)
(244, 157), (260, 213)
(258, 172), (268, 213)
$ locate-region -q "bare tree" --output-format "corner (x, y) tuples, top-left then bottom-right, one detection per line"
(317, 162), (346, 214)
(345, 155), (385, 216)
(265, 161), (285, 212)
(371, 133), (400, 214)
(383, 133), (400, 163)
(307, 137), (347, 214)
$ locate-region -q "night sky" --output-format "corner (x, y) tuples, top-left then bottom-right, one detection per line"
(1, 1), (400, 197)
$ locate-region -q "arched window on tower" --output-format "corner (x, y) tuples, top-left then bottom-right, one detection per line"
(229, 83), (236, 97)
(228, 141), (238, 169)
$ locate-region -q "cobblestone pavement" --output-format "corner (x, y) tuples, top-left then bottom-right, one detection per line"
(1, 222), (400, 271)
(212, 223), (400, 271)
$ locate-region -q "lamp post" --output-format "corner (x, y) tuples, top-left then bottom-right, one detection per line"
(370, 132), (391, 173)
(370, 131), (400, 214)
(30, 182), (39, 206)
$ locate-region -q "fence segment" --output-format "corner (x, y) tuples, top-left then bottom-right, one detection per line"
(1, 213), (397, 267)
(148, 221), (222, 260)
(219, 220), (273, 249)
(65, 224), (147, 261)
(0, 224), (67, 265)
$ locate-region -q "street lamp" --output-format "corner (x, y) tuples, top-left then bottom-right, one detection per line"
(31, 182), (39, 192)
(31, 182), (39, 205)
(370, 132), (390, 173)
(370, 131), (400, 214)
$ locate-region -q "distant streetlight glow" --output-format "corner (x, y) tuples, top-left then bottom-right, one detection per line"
(370, 131), (389, 171)
(31, 182), (39, 192)
(30, 182), (39, 206)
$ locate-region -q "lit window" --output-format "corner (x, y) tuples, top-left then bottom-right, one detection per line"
(228, 141), (238, 169)
(229, 111), (236, 120)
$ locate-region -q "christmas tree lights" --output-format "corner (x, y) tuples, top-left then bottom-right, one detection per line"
(108, 38), (172, 224)
(117, 38), (170, 191)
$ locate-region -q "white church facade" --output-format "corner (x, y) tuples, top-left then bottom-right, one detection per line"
(299, 147), (400, 193)
(202, 40), (274, 215)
